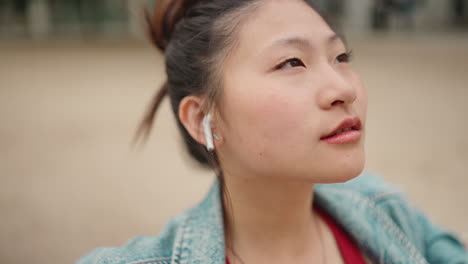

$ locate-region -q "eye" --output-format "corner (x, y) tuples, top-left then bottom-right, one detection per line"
(275, 58), (306, 70)
(335, 50), (353, 64)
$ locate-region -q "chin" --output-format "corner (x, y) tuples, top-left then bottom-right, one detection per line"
(312, 153), (365, 184)
(334, 163), (364, 183)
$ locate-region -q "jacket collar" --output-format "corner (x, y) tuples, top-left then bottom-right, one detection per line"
(176, 177), (427, 264)
(177, 179), (225, 264)
(314, 185), (427, 264)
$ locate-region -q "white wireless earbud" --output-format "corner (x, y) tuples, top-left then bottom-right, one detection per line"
(202, 113), (215, 151)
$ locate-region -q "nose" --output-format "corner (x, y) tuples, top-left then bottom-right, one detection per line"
(316, 65), (357, 110)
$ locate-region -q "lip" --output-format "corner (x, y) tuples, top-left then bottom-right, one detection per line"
(320, 117), (362, 144)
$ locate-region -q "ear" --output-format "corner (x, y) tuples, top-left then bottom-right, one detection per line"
(178, 95), (207, 146)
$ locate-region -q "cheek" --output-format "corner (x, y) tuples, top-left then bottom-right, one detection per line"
(223, 77), (316, 159)
(252, 92), (304, 139)
(354, 74), (368, 118)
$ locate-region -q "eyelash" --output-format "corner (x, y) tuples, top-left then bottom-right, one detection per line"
(336, 50), (353, 63)
(275, 50), (354, 70)
(275, 58), (305, 70)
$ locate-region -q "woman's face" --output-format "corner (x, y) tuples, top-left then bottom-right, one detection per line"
(217, 0), (367, 183)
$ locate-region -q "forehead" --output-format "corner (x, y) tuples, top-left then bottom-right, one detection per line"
(234, 0), (335, 55)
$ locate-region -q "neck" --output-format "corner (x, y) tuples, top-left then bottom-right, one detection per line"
(222, 173), (322, 262)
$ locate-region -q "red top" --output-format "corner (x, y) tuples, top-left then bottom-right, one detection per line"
(316, 207), (367, 264)
(226, 208), (366, 264)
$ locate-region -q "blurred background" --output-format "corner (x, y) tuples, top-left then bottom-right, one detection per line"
(0, 0), (467, 263)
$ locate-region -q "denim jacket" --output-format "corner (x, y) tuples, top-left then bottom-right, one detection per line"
(78, 172), (468, 264)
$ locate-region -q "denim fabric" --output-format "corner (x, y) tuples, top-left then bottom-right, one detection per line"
(78, 172), (468, 264)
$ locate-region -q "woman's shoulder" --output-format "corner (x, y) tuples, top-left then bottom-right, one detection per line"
(318, 172), (441, 243)
(77, 212), (190, 264)
(77, 181), (225, 264)
(316, 172), (468, 263)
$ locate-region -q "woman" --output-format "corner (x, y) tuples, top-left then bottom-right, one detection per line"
(79, 0), (468, 263)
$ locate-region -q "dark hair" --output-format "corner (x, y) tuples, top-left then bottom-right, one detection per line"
(136, 0), (329, 170)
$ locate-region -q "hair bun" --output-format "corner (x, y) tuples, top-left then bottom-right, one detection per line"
(147, 0), (197, 51)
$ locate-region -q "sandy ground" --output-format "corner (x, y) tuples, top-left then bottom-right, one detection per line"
(0, 33), (467, 263)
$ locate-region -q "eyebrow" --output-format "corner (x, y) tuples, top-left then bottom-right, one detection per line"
(266, 33), (345, 51)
